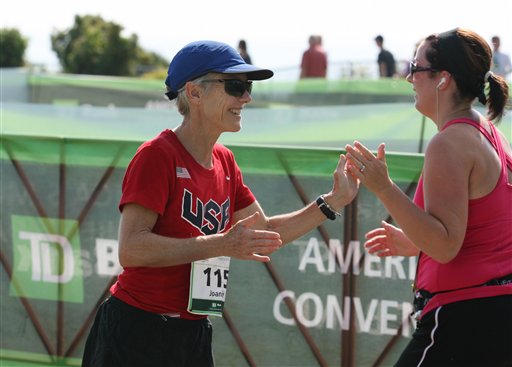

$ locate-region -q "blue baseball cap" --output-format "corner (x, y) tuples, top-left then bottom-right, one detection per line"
(164, 40), (274, 100)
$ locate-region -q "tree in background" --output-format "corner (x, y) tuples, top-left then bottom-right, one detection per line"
(134, 49), (169, 77)
(0, 28), (28, 67)
(51, 15), (167, 76)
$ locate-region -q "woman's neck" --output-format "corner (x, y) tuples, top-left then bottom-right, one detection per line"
(173, 123), (218, 169)
(437, 105), (477, 130)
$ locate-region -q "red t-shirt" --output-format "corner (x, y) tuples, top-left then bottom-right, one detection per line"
(110, 130), (256, 319)
(301, 46), (327, 78)
(414, 119), (512, 317)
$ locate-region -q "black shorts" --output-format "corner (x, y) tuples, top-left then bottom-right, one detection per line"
(395, 295), (512, 367)
(82, 296), (214, 367)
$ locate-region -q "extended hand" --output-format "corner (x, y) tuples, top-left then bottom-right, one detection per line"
(345, 142), (393, 196)
(364, 221), (419, 257)
(328, 154), (359, 208)
(223, 212), (282, 262)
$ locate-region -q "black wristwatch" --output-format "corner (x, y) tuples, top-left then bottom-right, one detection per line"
(316, 195), (341, 220)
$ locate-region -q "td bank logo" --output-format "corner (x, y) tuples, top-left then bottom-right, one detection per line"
(10, 215), (84, 303)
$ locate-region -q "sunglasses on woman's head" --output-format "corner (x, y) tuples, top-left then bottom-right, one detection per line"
(201, 79), (253, 97)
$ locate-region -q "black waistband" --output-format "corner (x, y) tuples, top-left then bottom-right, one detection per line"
(108, 296), (209, 325)
(413, 273), (512, 314)
(420, 273), (512, 298)
(483, 273), (512, 287)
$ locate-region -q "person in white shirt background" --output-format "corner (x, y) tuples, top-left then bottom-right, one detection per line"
(491, 36), (512, 80)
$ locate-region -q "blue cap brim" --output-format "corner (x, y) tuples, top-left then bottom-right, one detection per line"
(211, 64), (274, 80)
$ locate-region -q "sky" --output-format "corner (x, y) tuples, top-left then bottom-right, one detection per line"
(3, 0), (511, 80)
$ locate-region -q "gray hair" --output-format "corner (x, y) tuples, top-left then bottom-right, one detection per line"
(171, 74), (213, 116)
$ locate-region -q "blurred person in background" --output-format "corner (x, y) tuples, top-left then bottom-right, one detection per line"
(300, 35), (328, 78)
(347, 28), (512, 366)
(82, 40), (358, 367)
(374, 34), (396, 78)
(237, 39), (252, 64)
(491, 35), (512, 80)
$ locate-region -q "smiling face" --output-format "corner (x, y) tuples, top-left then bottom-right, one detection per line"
(198, 73), (252, 134)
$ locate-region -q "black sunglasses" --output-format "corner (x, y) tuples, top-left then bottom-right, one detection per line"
(201, 79), (253, 97)
(410, 62), (438, 75)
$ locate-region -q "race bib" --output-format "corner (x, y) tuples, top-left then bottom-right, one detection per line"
(188, 256), (230, 316)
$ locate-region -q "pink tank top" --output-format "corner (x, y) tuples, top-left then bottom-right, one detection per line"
(413, 118), (512, 316)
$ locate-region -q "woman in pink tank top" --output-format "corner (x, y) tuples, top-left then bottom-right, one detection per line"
(346, 28), (512, 366)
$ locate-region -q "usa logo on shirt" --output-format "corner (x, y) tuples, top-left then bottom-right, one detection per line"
(181, 189), (230, 235)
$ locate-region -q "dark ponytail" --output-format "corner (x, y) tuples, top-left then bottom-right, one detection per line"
(486, 71), (510, 123)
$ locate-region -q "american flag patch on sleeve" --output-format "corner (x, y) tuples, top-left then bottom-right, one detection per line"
(176, 167), (191, 179)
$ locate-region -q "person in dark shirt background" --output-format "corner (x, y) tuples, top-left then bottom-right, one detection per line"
(237, 39), (252, 64)
(375, 35), (396, 78)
